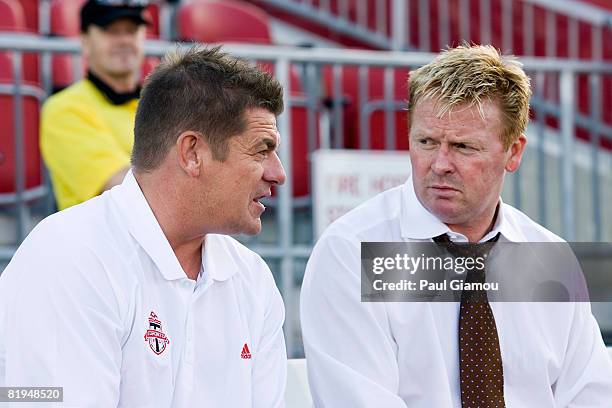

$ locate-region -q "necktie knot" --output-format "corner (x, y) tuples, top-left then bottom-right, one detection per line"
(433, 232), (501, 260)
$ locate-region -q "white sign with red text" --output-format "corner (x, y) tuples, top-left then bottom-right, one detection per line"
(312, 149), (411, 238)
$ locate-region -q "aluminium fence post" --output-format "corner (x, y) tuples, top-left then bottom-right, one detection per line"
(391, 0), (407, 51)
(12, 51), (27, 242)
(559, 69), (576, 241)
(275, 57), (296, 356)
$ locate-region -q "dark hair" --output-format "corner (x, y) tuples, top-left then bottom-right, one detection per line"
(132, 45), (284, 170)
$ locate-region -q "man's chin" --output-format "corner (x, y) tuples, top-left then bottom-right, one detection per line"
(425, 202), (465, 224)
(241, 219), (262, 236)
(107, 65), (140, 78)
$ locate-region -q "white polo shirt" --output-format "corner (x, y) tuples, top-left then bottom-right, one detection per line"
(301, 177), (612, 407)
(0, 171), (287, 407)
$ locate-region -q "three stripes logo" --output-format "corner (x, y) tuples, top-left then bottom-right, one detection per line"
(241, 343), (252, 359)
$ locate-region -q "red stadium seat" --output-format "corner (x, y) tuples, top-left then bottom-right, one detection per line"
(0, 0), (39, 84)
(50, 53), (86, 91)
(177, 0), (314, 197)
(0, 94), (43, 195)
(15, 0), (38, 32)
(0, 0), (26, 31)
(322, 65), (410, 151)
(0, 53), (45, 200)
(141, 56), (159, 80)
(177, 0), (272, 44)
(49, 0), (83, 36)
(49, 0), (85, 90)
(0, 39), (37, 88)
(144, 2), (159, 39)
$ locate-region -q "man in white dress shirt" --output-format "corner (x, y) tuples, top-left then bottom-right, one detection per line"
(0, 46), (287, 406)
(301, 44), (612, 407)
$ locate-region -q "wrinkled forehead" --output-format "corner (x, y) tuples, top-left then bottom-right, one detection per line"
(242, 108), (279, 131)
(235, 108), (280, 143)
(410, 98), (505, 140)
(416, 96), (503, 120)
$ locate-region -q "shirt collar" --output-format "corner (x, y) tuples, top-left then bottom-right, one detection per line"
(201, 235), (238, 282)
(400, 177), (523, 243)
(111, 170), (188, 281)
(112, 171), (238, 282)
(490, 196), (524, 242)
(87, 70), (140, 106)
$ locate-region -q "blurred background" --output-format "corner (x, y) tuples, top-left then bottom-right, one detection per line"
(0, 0), (611, 358)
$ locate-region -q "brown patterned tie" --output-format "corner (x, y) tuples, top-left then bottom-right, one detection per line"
(433, 233), (505, 408)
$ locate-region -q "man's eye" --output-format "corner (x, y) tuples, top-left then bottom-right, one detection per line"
(418, 138), (435, 147)
(455, 143), (473, 151)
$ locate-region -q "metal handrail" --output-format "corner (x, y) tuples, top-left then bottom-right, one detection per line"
(2, 36), (612, 72)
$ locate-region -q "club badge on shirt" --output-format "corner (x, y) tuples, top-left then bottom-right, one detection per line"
(144, 311), (170, 355)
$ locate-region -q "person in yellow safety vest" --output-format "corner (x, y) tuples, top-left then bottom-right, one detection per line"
(41, 0), (149, 210)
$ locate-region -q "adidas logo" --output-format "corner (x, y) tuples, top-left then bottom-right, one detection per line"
(241, 343), (251, 359)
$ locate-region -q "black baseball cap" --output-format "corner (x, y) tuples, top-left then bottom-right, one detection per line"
(80, 0), (150, 32)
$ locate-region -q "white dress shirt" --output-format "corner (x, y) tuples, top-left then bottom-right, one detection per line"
(301, 177), (612, 407)
(0, 171), (287, 407)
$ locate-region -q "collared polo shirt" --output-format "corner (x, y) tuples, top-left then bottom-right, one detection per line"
(0, 171), (287, 407)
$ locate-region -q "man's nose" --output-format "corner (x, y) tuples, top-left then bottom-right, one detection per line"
(264, 152), (286, 185)
(430, 145), (454, 174)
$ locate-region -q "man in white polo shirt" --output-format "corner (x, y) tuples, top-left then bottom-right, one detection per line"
(301, 44), (612, 406)
(0, 46), (287, 406)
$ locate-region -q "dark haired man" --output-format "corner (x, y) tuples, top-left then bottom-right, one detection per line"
(1, 46), (287, 407)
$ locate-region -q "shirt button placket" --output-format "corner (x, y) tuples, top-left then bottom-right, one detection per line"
(183, 281), (196, 389)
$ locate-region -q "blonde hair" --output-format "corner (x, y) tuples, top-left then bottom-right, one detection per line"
(408, 44), (531, 149)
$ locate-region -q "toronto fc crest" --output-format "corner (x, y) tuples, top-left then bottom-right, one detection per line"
(144, 311), (170, 355)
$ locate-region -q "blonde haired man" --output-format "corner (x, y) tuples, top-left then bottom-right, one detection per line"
(301, 45), (612, 407)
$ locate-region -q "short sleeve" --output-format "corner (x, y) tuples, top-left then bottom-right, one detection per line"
(40, 97), (130, 209)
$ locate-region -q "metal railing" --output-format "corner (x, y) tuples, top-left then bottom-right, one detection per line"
(1, 35), (611, 356)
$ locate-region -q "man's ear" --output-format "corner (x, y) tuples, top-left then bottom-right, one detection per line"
(176, 131), (209, 177)
(505, 134), (527, 173)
